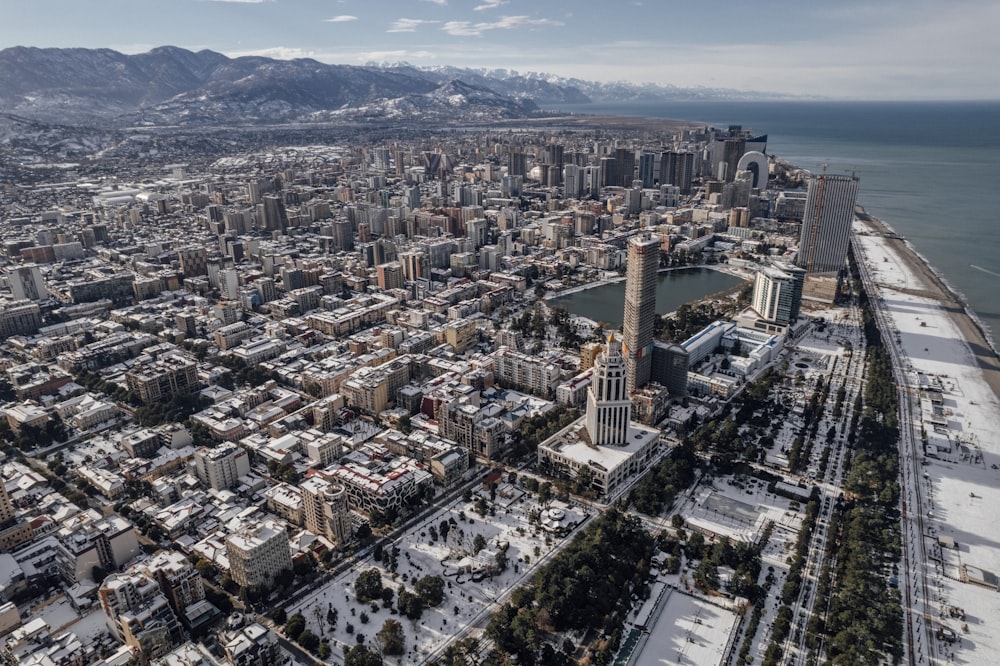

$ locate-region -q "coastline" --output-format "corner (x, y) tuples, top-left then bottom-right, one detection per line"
(855, 209), (1000, 403)
(856, 206), (997, 352)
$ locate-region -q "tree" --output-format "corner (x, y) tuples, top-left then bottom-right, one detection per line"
(397, 589), (424, 620)
(284, 613), (305, 641)
(297, 629), (320, 651)
(270, 607), (287, 625)
(356, 568), (384, 602)
(415, 575), (445, 607)
(472, 534), (487, 554)
(398, 413), (412, 434)
(376, 618), (405, 656)
(344, 643), (383, 666)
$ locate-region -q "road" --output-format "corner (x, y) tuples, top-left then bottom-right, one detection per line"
(784, 300), (865, 665)
(854, 226), (936, 666)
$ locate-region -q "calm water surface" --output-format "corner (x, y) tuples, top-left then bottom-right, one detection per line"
(548, 267), (745, 328)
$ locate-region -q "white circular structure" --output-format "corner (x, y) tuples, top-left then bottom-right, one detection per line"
(737, 151), (768, 190)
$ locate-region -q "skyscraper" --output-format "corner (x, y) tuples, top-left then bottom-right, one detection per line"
(622, 235), (660, 392)
(613, 147), (636, 187)
(659, 151), (695, 194)
(796, 174), (860, 274)
(751, 262), (806, 325)
(585, 333), (631, 447)
(638, 152), (656, 188)
(7, 264), (47, 301)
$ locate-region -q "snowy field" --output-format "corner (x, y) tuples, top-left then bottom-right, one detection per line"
(855, 225), (1000, 663)
(289, 487), (590, 664)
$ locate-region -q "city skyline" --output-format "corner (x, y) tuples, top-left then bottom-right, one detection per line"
(0, 0), (997, 101)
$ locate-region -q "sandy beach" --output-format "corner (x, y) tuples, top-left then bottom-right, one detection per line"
(855, 209), (1000, 404)
(854, 213), (1000, 665)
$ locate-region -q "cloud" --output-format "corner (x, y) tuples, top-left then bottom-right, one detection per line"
(388, 18), (440, 32)
(442, 15), (563, 37)
(422, 0), (447, 4)
(361, 49), (436, 61)
(324, 15), (358, 23)
(227, 46), (320, 60)
(474, 0), (508, 10)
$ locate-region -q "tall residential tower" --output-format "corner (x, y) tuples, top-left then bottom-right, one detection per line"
(797, 173), (860, 275)
(622, 235), (660, 392)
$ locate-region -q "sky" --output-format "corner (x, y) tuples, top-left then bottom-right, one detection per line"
(0, 0), (997, 101)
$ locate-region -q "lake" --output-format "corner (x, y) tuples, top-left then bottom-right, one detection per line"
(548, 267), (746, 328)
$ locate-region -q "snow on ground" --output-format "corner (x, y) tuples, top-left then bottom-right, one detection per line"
(855, 227), (1000, 663)
(632, 590), (740, 666)
(58, 608), (109, 644)
(35, 596), (78, 632)
(289, 487), (591, 664)
(677, 478), (798, 546)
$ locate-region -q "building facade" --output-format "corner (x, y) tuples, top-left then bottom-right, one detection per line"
(300, 476), (353, 546)
(225, 520), (292, 589)
(585, 334), (632, 447)
(622, 235), (659, 392)
(751, 262), (806, 325)
(796, 173), (860, 274)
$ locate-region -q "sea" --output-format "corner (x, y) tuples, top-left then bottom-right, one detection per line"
(554, 100), (1000, 340)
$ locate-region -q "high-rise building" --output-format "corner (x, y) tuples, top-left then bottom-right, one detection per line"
(259, 195), (288, 231)
(579, 341), (604, 371)
(507, 147), (527, 178)
(301, 476), (352, 546)
(377, 262), (405, 291)
(796, 174), (860, 274)
(99, 569), (184, 660)
(564, 164), (585, 200)
(751, 262), (806, 325)
(193, 443), (250, 491)
(660, 151), (695, 194)
(622, 235), (660, 392)
(638, 153), (656, 188)
(142, 550), (207, 625)
(0, 300), (42, 338)
(651, 342), (689, 397)
(0, 481), (32, 551)
(720, 138), (747, 182)
(613, 148), (636, 187)
(7, 265), (47, 301)
(225, 519), (292, 589)
(585, 334), (631, 447)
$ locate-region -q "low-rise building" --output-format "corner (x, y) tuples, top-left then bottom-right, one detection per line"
(224, 622), (285, 666)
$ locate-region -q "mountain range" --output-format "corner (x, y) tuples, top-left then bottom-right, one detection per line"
(0, 46), (785, 128)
